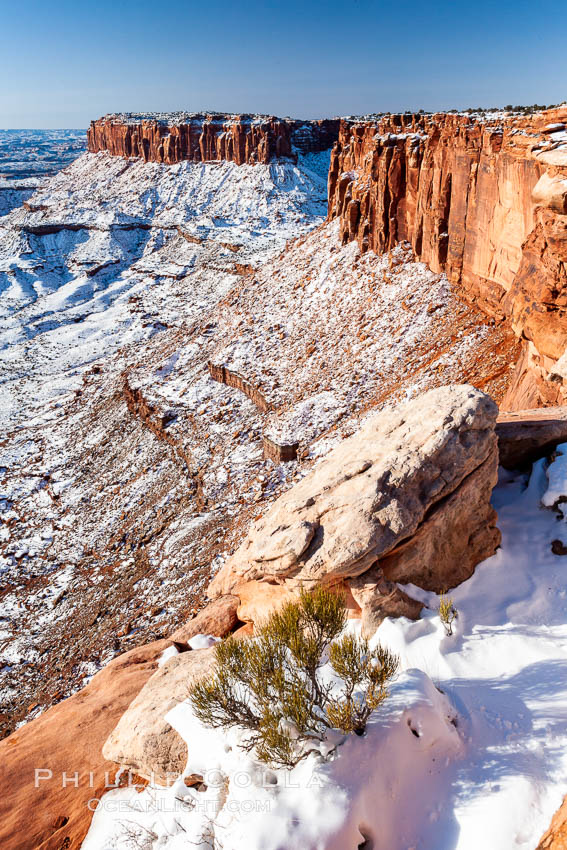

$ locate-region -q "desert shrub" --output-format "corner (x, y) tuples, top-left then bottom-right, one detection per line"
(439, 592), (458, 636)
(190, 587), (399, 768)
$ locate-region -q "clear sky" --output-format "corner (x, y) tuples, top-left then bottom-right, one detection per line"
(1, 0), (565, 128)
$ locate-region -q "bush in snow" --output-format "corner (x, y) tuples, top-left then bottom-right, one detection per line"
(439, 592), (458, 636)
(190, 587), (399, 768)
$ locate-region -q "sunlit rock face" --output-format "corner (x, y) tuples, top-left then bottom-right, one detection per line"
(327, 108), (567, 409)
(87, 112), (340, 166)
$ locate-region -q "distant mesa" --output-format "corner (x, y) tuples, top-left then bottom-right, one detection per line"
(87, 112), (340, 165)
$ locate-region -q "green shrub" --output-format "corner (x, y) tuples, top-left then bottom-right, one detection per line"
(190, 587), (399, 768)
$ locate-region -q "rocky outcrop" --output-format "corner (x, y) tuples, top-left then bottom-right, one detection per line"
(99, 598), (244, 784)
(262, 434), (299, 463)
(349, 567), (424, 638)
(536, 796), (567, 849)
(88, 113), (293, 165)
(0, 638), (168, 850)
(207, 362), (272, 412)
(87, 113), (340, 166)
(496, 406), (567, 467)
(209, 385), (501, 628)
(327, 109), (567, 409)
(170, 594), (241, 643)
(103, 648), (216, 784)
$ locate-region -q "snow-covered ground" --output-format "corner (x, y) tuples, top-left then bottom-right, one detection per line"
(0, 147), (515, 738)
(0, 129), (85, 216)
(0, 150), (330, 731)
(0, 152), (328, 426)
(83, 454), (567, 850)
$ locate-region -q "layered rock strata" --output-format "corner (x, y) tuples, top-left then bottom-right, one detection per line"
(87, 113), (340, 165)
(209, 385), (501, 633)
(327, 109), (567, 409)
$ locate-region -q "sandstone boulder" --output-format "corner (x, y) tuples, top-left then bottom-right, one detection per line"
(377, 443), (500, 589)
(0, 638), (168, 850)
(535, 148), (567, 168)
(170, 594), (240, 643)
(532, 171), (567, 214)
(102, 648), (215, 784)
(234, 577), (362, 625)
(210, 385), (500, 628)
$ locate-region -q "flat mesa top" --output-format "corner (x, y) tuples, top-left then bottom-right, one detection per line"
(94, 112), (287, 126)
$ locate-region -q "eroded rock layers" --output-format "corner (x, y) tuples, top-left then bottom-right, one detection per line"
(87, 113), (340, 165)
(327, 109), (567, 409)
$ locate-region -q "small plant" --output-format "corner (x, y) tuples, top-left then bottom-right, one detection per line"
(439, 592), (458, 636)
(190, 587), (399, 768)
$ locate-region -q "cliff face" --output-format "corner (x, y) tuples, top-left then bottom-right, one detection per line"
(88, 113), (340, 166)
(328, 109), (567, 409)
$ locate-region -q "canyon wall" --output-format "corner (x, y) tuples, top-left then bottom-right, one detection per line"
(328, 109), (567, 409)
(88, 113), (340, 166)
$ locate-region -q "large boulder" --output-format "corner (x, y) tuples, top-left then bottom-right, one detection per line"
(102, 648), (216, 784)
(209, 385), (500, 628)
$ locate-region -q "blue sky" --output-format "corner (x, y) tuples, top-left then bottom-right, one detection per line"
(1, 0), (565, 127)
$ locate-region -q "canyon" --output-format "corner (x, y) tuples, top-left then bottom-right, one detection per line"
(0, 129), (85, 215)
(2, 106), (567, 849)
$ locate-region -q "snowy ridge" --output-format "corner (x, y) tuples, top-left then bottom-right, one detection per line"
(0, 152), (328, 426)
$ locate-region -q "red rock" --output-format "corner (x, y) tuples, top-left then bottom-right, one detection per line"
(327, 110), (567, 410)
(0, 639), (168, 850)
(87, 113), (340, 167)
(170, 594), (240, 642)
(536, 796), (567, 849)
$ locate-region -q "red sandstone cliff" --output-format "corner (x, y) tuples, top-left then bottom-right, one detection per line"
(327, 109), (567, 409)
(87, 112), (340, 166)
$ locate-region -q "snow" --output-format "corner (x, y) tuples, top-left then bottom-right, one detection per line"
(542, 442), (567, 509)
(82, 457), (567, 849)
(157, 645), (179, 667)
(0, 146), (514, 731)
(187, 634), (221, 650)
(0, 152), (328, 425)
(0, 149), (331, 728)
